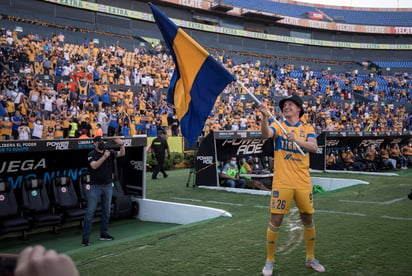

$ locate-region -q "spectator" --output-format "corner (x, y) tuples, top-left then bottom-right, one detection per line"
(220, 157), (246, 188)
(341, 147), (365, 170)
(169, 115), (180, 137)
(239, 156), (270, 191)
(390, 143), (408, 169)
(18, 121), (31, 140)
(78, 128), (89, 139)
(107, 110), (119, 137)
(31, 119), (43, 139)
(362, 145), (378, 171)
(379, 145), (398, 171)
(94, 123), (103, 137)
(46, 125), (55, 139)
(326, 150), (344, 170)
(68, 118), (79, 138)
(11, 111), (24, 140)
(401, 142), (412, 165)
(1, 116), (12, 140)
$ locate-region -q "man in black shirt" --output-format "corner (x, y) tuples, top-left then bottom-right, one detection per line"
(150, 130), (170, 180)
(169, 115), (180, 136)
(82, 136), (125, 246)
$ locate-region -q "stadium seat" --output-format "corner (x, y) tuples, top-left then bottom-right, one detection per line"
(21, 178), (61, 233)
(78, 171), (102, 217)
(111, 179), (135, 220)
(0, 181), (30, 239)
(50, 176), (87, 226)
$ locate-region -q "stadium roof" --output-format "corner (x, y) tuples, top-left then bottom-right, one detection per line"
(293, 0), (412, 9)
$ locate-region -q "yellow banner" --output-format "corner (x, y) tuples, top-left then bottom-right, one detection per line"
(147, 136), (183, 153)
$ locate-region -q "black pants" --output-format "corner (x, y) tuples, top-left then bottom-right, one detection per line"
(152, 155), (167, 179)
(108, 126), (117, 137)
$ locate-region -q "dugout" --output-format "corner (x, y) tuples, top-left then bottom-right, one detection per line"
(194, 130), (275, 187)
(0, 136), (147, 198)
(0, 135), (233, 232)
(319, 130), (412, 171)
(193, 130), (412, 186)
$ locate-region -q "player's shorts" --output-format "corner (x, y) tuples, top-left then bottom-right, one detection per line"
(269, 188), (314, 214)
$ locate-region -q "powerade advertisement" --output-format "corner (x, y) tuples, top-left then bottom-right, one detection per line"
(195, 131), (275, 187)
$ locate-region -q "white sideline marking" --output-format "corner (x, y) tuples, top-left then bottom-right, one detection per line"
(340, 197), (405, 205)
(254, 205), (268, 209)
(318, 169), (399, 177)
(170, 197), (244, 206)
(381, 216), (412, 221)
(168, 198), (411, 221)
(170, 197), (202, 202)
(383, 198), (406, 204)
(317, 210), (367, 216)
(206, 200), (244, 206)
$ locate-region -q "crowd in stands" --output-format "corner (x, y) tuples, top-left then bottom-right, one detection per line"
(0, 27), (411, 152)
(326, 142), (412, 171)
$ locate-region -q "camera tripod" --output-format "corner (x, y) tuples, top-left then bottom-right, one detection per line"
(185, 161), (217, 188)
(186, 163), (195, 188)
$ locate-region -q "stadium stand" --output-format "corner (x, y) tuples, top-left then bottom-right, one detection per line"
(0, 2), (410, 158)
(223, 0), (412, 26)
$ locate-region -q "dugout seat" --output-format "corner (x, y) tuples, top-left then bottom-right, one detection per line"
(0, 181), (30, 239)
(111, 179), (135, 220)
(78, 171), (102, 217)
(50, 176), (87, 227)
(21, 178), (61, 233)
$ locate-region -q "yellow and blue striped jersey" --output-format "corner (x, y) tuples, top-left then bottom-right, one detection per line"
(270, 120), (316, 189)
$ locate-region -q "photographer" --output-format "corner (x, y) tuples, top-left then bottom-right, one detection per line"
(82, 136), (125, 246)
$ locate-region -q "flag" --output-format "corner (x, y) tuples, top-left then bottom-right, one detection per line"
(149, 3), (235, 146)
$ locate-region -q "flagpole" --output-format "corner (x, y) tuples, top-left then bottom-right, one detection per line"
(236, 80), (306, 156)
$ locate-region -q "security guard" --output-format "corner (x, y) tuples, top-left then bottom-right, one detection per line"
(150, 129), (170, 179)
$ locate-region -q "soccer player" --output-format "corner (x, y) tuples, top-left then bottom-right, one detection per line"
(258, 94), (325, 275)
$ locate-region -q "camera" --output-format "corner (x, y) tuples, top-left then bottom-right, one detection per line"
(408, 189), (412, 200)
(109, 149), (116, 158)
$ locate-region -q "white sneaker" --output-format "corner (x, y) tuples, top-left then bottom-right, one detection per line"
(262, 262), (274, 276)
(306, 258), (326, 272)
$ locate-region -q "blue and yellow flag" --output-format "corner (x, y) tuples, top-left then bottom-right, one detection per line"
(149, 3), (236, 146)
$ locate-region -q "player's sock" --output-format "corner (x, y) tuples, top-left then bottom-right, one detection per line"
(266, 223), (279, 263)
(304, 223), (316, 260)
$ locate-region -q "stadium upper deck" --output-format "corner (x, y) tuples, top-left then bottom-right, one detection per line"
(223, 0), (412, 26)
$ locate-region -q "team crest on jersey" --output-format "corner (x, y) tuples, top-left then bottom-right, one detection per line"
(272, 190), (279, 198)
(300, 129), (305, 138)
